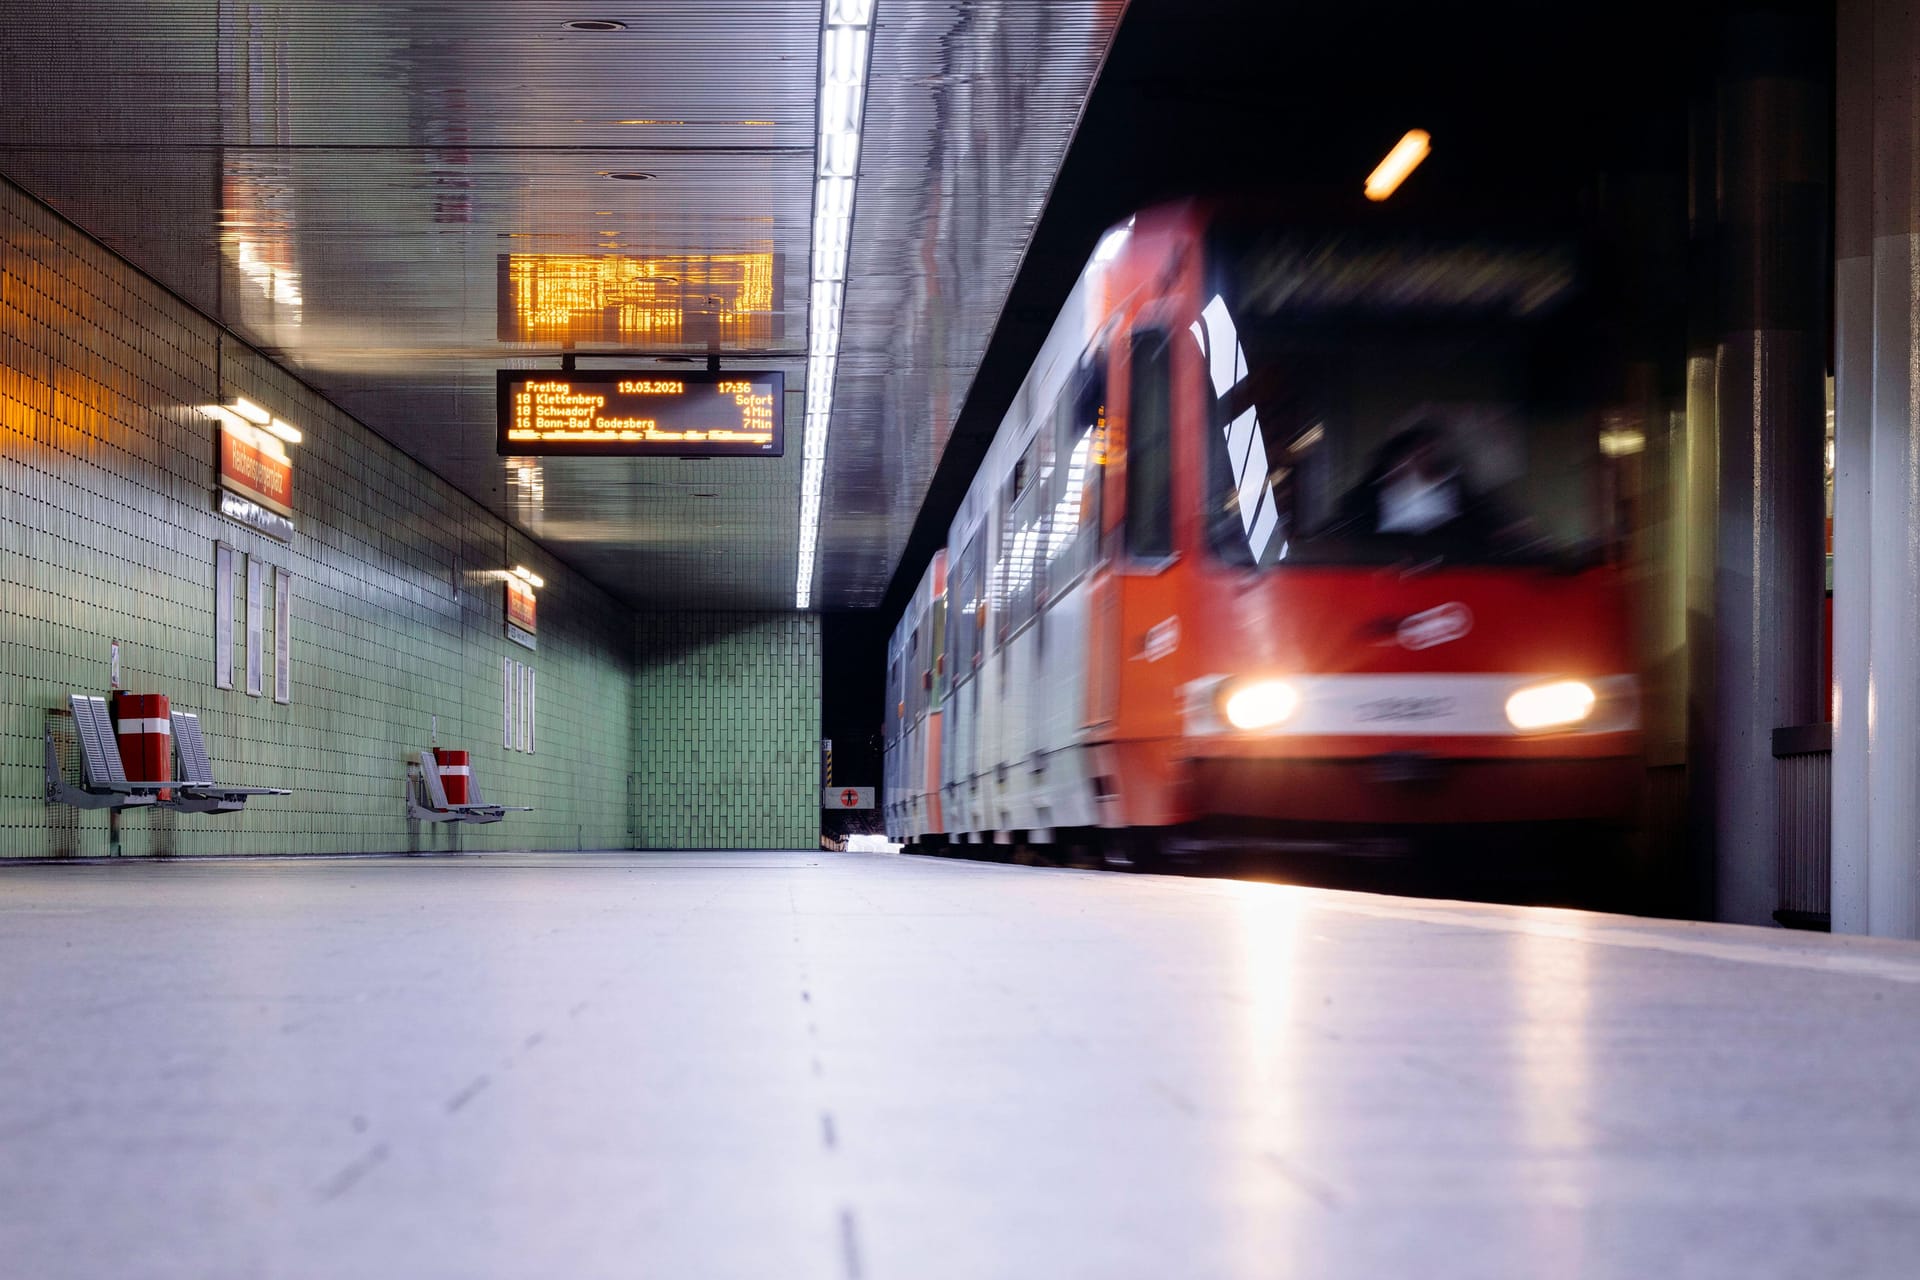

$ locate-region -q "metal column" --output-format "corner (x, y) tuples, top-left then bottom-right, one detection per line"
(1833, 0), (1920, 938)
(1703, 7), (1830, 925)
(1831, 0), (1873, 934)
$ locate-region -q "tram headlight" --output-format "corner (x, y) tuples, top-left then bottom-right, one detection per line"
(1223, 679), (1300, 731)
(1504, 680), (1597, 731)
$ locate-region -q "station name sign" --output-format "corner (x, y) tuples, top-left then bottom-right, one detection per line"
(207, 405), (297, 543)
(505, 578), (537, 651)
(497, 369), (784, 457)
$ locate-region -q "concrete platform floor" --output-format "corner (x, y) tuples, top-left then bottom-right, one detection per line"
(4, 851), (1920, 1279)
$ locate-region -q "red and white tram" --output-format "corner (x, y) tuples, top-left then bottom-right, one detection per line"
(884, 199), (1642, 864)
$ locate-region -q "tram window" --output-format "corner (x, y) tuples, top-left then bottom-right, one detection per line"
(1049, 352), (1106, 586)
(1126, 330), (1174, 560)
(1031, 429), (1054, 609)
(950, 533), (976, 677)
(995, 479), (1014, 646)
(930, 592), (949, 704)
(949, 548), (968, 680)
(907, 624), (923, 721)
(1201, 226), (1605, 567)
(955, 532), (985, 673)
(1046, 391), (1076, 575)
(1004, 434), (1047, 632)
(887, 656), (901, 734)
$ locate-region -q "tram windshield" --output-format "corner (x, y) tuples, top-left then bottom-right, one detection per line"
(1199, 225), (1614, 568)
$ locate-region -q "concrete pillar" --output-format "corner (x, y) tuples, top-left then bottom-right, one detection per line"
(1704, 7), (1830, 925)
(1833, 0), (1920, 938)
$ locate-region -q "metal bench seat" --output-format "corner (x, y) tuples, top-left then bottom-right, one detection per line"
(167, 711), (292, 813)
(46, 695), (289, 815)
(405, 751), (532, 824)
(46, 695), (166, 810)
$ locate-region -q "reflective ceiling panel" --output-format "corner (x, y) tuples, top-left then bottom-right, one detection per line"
(822, 0), (1126, 605)
(0, 1), (1125, 609)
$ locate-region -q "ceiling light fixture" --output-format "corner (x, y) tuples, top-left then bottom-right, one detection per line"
(200, 399), (302, 447)
(197, 405), (247, 431)
(1364, 129), (1431, 202)
(795, 0), (876, 609)
(511, 565), (546, 589)
(231, 397), (271, 425)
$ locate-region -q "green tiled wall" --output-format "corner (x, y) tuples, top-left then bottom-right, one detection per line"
(631, 613), (821, 849)
(0, 176), (635, 856)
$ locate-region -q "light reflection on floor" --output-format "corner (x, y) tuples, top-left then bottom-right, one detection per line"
(1, 851), (1917, 1279)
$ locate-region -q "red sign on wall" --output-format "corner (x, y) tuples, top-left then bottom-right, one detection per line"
(506, 578), (538, 636)
(219, 423), (294, 517)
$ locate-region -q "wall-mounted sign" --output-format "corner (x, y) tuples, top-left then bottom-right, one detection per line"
(497, 369), (784, 457)
(220, 421), (292, 510)
(203, 399), (298, 542)
(219, 490), (294, 542)
(506, 578), (538, 651)
(823, 786), (875, 810)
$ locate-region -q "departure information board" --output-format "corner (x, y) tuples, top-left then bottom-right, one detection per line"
(496, 369), (784, 457)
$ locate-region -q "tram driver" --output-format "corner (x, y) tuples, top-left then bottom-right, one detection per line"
(1360, 421), (1465, 534)
(1345, 420), (1520, 547)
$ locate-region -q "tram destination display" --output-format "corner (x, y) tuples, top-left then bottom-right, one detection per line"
(497, 369), (784, 457)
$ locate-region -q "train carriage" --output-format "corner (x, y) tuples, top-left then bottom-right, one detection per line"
(883, 551), (947, 840)
(885, 198), (1642, 864)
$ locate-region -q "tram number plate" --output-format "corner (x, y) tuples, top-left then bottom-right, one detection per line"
(1355, 696), (1457, 724)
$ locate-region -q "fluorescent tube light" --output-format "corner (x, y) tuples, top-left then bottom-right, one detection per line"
(231, 397), (272, 425)
(795, 1), (876, 609)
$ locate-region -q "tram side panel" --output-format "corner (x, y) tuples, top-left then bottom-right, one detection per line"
(899, 597), (923, 838)
(975, 445), (1011, 842)
(940, 528), (983, 838)
(919, 552), (948, 836)
(976, 414), (1050, 838)
(1032, 345), (1108, 835)
(901, 562), (943, 840)
(882, 620), (905, 837)
(994, 420), (1044, 834)
(954, 273), (1103, 842)
(966, 443), (1018, 842)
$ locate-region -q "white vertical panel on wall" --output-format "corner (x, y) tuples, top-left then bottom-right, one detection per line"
(245, 557), (264, 698)
(273, 569), (292, 705)
(503, 657), (515, 750)
(517, 663), (530, 753)
(214, 543), (234, 690)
